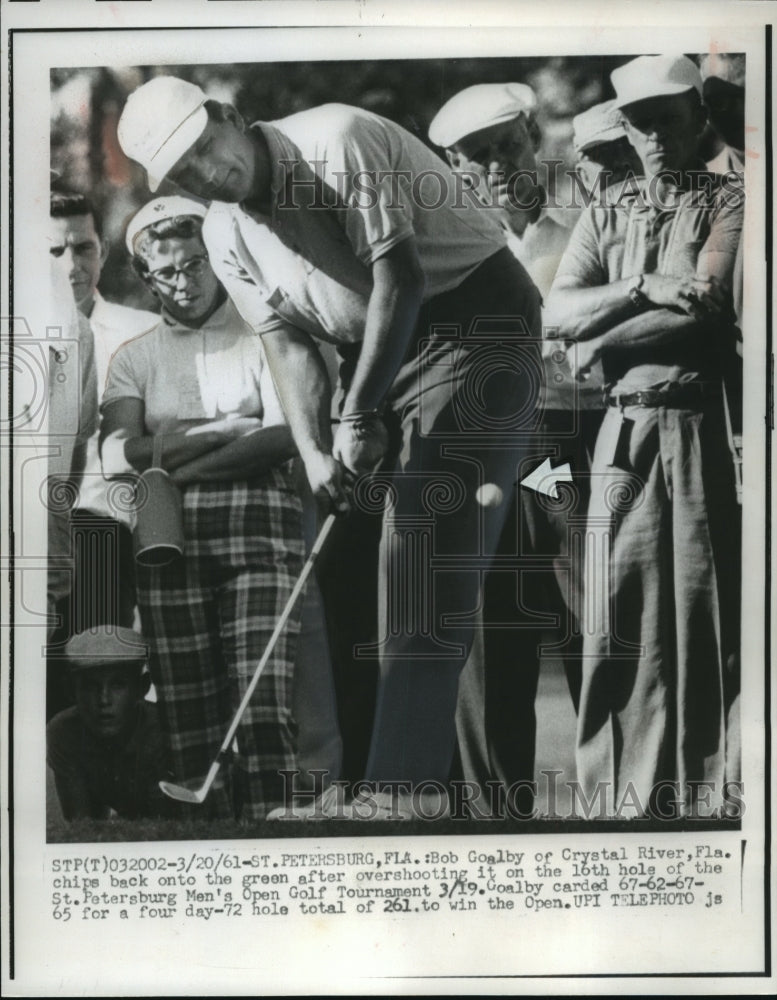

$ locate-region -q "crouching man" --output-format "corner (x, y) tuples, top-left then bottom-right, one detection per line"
(47, 626), (174, 821)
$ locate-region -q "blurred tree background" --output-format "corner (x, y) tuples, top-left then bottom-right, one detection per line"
(50, 54), (632, 309)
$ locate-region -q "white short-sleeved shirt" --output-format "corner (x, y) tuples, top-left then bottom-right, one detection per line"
(203, 104), (508, 345)
(102, 297), (285, 434)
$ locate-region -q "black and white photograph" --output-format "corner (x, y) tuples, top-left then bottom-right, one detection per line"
(1, 0), (773, 994)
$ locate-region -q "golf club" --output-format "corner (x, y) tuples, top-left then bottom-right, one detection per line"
(159, 511), (337, 804)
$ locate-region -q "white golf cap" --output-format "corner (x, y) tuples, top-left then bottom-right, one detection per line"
(125, 195), (208, 254)
(573, 100), (627, 153)
(611, 55), (703, 110)
(118, 76), (209, 192)
(428, 83), (537, 148)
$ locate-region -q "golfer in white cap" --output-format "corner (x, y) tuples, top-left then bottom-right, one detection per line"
(545, 55), (743, 818)
(117, 75), (542, 819)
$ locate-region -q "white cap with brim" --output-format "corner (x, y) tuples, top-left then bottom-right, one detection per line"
(63, 626), (148, 671)
(573, 100), (627, 153)
(611, 55), (703, 110)
(125, 195), (209, 254)
(428, 82), (537, 148)
(118, 76), (209, 192)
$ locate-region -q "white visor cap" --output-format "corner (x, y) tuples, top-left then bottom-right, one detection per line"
(573, 100), (627, 153)
(611, 55), (703, 111)
(118, 76), (210, 192)
(428, 83), (537, 149)
(125, 195), (209, 255)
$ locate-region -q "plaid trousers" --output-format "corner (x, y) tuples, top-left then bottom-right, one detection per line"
(136, 465), (305, 820)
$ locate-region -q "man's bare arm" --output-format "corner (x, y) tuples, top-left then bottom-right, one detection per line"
(569, 309), (735, 379)
(341, 237), (426, 415)
(546, 273), (727, 343)
(259, 324), (348, 510)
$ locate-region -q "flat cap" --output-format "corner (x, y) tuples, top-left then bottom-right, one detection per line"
(573, 100), (627, 153)
(428, 83), (537, 148)
(63, 626), (148, 671)
(611, 55), (702, 110)
(125, 195), (208, 254)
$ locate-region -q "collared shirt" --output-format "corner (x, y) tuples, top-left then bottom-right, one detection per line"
(102, 297), (285, 435)
(203, 104), (507, 345)
(48, 262), (98, 480)
(505, 210), (571, 301)
(76, 292), (158, 521)
(48, 263), (98, 615)
(553, 168), (744, 393)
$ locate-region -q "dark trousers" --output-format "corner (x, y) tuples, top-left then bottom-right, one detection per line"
(454, 409), (604, 810)
(46, 511), (136, 719)
(321, 248), (544, 786)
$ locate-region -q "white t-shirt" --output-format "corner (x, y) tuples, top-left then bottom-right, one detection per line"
(102, 297), (285, 434)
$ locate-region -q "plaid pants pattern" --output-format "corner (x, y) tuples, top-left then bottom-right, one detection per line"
(136, 466), (305, 820)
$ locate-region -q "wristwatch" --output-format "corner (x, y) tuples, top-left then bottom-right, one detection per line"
(628, 273), (648, 311)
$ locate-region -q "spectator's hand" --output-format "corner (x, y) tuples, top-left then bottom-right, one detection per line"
(304, 449), (351, 514)
(332, 413), (389, 477)
(643, 273), (725, 319)
(567, 337), (602, 381)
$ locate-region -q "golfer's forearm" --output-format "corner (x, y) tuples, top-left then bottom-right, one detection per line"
(260, 327), (334, 463)
(170, 426), (297, 485)
(343, 245), (425, 414)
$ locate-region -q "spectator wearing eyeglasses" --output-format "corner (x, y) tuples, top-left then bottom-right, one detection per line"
(99, 196), (341, 819)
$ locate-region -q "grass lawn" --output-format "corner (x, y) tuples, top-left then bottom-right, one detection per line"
(46, 661), (735, 842)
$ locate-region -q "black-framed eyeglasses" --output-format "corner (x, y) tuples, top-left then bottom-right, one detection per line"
(149, 256), (209, 287)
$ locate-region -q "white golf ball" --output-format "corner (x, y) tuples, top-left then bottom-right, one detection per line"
(475, 483), (504, 508)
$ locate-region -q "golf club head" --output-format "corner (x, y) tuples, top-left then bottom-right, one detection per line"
(159, 780), (207, 804)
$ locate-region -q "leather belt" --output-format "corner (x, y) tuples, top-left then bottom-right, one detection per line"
(606, 383), (720, 409)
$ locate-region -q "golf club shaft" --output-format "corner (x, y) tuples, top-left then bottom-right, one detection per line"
(215, 511), (337, 761)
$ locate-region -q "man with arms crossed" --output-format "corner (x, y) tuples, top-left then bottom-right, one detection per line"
(545, 56), (742, 817)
